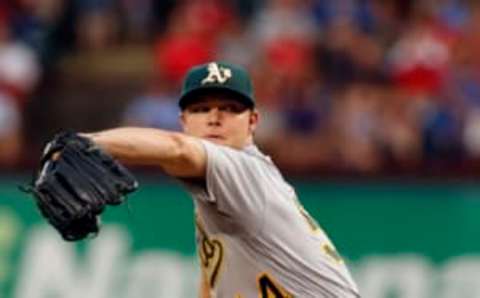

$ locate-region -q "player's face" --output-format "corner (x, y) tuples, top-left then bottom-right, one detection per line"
(180, 97), (259, 149)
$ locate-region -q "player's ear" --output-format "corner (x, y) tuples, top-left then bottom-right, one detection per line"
(248, 109), (259, 133)
(179, 111), (187, 129)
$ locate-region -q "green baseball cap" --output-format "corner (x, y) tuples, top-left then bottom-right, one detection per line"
(179, 62), (255, 109)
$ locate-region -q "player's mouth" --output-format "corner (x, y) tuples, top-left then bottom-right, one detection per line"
(205, 134), (225, 141)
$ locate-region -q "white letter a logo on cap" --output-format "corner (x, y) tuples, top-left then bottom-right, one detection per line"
(202, 63), (232, 85)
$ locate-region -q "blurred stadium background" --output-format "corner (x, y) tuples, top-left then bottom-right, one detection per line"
(1, 0), (480, 297)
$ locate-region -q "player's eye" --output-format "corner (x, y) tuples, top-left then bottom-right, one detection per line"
(219, 105), (245, 114)
(189, 106), (211, 113)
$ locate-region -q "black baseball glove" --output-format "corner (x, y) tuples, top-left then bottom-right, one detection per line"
(21, 131), (138, 241)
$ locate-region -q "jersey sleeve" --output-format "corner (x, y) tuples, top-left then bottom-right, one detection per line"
(193, 140), (269, 223)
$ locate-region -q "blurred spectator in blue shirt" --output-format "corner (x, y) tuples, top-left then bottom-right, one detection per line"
(123, 76), (180, 131)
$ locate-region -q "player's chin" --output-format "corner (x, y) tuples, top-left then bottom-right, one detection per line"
(204, 136), (234, 147)
(205, 137), (226, 145)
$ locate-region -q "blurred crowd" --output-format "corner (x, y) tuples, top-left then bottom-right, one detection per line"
(2, 0), (480, 176)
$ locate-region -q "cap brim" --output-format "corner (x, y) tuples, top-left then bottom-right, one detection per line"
(179, 87), (254, 110)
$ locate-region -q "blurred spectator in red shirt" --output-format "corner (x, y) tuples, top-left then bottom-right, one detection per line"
(154, 0), (235, 85)
(0, 15), (40, 167)
(388, 16), (451, 95)
(0, 15), (41, 104)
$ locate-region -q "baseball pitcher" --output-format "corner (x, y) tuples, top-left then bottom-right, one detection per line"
(28, 62), (360, 297)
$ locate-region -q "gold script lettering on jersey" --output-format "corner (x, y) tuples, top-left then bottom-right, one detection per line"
(196, 214), (224, 289)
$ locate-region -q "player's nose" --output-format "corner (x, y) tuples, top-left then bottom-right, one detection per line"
(207, 107), (222, 126)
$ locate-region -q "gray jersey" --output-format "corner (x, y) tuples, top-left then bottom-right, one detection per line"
(184, 140), (360, 298)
